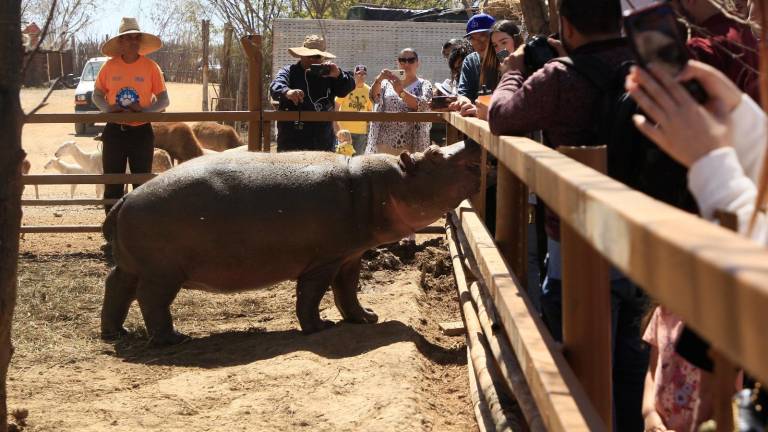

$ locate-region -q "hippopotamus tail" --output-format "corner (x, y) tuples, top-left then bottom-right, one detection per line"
(102, 197), (125, 245)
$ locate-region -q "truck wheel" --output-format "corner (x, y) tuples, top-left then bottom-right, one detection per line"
(75, 123), (87, 135)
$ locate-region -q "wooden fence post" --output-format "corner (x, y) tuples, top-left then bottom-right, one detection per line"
(495, 164), (528, 289)
(558, 145), (612, 428)
(201, 19), (210, 112)
(472, 148), (488, 221)
(240, 35), (262, 152)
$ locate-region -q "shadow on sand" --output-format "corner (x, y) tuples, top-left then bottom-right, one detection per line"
(109, 320), (465, 368)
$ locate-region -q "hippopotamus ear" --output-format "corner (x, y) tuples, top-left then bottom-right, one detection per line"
(423, 145), (444, 161)
(399, 151), (416, 173)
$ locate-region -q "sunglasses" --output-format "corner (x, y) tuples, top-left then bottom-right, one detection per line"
(398, 57), (417, 64)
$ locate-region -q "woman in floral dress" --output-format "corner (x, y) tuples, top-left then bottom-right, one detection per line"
(366, 48), (433, 155)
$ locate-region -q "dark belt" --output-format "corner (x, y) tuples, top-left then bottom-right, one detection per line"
(108, 122), (149, 132)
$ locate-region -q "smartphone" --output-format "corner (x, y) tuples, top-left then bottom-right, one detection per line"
(496, 49), (510, 61)
(393, 69), (406, 80)
(430, 95), (457, 110)
(310, 63), (331, 76)
(623, 3), (708, 103)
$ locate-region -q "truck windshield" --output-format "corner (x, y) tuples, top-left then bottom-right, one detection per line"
(81, 61), (104, 81)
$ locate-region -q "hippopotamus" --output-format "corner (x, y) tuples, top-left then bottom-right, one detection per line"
(101, 142), (481, 345)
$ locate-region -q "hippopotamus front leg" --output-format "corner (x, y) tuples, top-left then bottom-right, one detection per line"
(296, 264), (339, 334)
(101, 267), (138, 340)
(135, 277), (188, 346)
(332, 255), (378, 325)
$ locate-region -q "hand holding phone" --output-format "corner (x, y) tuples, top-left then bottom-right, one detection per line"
(310, 63), (331, 76)
(623, 3), (708, 103)
(496, 49), (510, 61)
(393, 69), (406, 80)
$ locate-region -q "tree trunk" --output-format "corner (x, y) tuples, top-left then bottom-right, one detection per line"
(0, 2), (24, 431)
(520, 0), (550, 36)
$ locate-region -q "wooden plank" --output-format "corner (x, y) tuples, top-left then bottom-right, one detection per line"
(471, 148), (488, 221)
(454, 200), (605, 432)
(558, 146), (612, 428)
(26, 111), (447, 125)
(494, 164), (528, 289)
(263, 111), (445, 123)
(26, 111), (256, 123)
(438, 321), (466, 336)
(21, 199), (118, 206)
(444, 111), (768, 384)
(262, 120), (271, 152)
(241, 35), (262, 152)
(22, 173), (155, 185)
(21, 225), (101, 234)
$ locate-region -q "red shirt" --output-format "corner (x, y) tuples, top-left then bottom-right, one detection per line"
(688, 13), (759, 101)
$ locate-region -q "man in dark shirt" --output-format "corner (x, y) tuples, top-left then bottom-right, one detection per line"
(270, 35), (355, 152)
(489, 1), (647, 431)
(671, 0), (759, 100)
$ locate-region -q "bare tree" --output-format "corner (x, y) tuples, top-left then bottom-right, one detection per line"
(519, 0), (550, 35)
(0, 1), (24, 430)
(21, 0), (97, 50)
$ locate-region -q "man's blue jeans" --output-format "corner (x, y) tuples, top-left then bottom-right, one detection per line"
(541, 276), (649, 432)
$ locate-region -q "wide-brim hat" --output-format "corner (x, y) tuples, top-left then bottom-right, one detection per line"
(101, 17), (162, 58)
(288, 35), (336, 59)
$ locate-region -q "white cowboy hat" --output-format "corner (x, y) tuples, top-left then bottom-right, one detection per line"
(100, 17), (162, 58)
(288, 35), (336, 59)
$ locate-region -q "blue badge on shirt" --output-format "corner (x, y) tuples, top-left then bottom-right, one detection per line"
(116, 87), (140, 107)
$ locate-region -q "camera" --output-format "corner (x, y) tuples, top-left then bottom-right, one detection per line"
(523, 36), (559, 73)
(309, 63), (331, 76)
(430, 95), (457, 110)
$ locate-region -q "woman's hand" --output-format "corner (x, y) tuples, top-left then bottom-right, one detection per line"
(625, 62), (732, 168)
(676, 60), (742, 114)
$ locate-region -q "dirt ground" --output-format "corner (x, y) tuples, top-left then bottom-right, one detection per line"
(9, 85), (474, 431)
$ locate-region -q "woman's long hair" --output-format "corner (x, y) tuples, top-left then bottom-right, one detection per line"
(479, 20), (523, 91)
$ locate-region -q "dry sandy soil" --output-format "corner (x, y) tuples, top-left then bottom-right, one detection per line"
(9, 85), (474, 431)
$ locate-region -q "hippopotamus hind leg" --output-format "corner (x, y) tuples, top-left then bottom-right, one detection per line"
(332, 256), (378, 325)
(101, 267), (138, 340)
(296, 265), (339, 334)
(135, 277), (188, 346)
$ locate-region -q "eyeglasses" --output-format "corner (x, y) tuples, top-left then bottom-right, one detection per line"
(398, 57), (417, 64)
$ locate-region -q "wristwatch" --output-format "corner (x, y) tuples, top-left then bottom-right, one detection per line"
(399, 90), (407, 99)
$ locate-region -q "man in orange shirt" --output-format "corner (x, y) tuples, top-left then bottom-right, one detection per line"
(93, 17), (169, 214)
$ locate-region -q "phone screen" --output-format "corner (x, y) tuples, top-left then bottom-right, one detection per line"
(624, 4), (689, 76)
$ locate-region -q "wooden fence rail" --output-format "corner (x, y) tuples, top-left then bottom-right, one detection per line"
(444, 111), (768, 429)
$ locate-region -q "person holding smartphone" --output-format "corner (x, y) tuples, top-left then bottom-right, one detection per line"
(269, 35), (355, 152)
(479, 20), (524, 94)
(366, 48), (433, 157)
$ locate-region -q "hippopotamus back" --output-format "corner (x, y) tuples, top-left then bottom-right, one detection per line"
(101, 142), (480, 344)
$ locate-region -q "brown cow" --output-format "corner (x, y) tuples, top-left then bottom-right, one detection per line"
(192, 122), (243, 152)
(151, 122), (205, 164)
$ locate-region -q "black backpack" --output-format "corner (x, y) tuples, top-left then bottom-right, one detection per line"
(555, 55), (698, 213)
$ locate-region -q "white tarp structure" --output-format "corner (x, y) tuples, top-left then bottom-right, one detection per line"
(272, 18), (467, 85)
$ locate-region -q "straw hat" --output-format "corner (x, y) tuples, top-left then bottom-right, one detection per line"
(288, 35), (336, 59)
(101, 17), (162, 58)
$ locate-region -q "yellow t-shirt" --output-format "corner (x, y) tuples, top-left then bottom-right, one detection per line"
(95, 55), (166, 126)
(336, 84), (373, 135)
